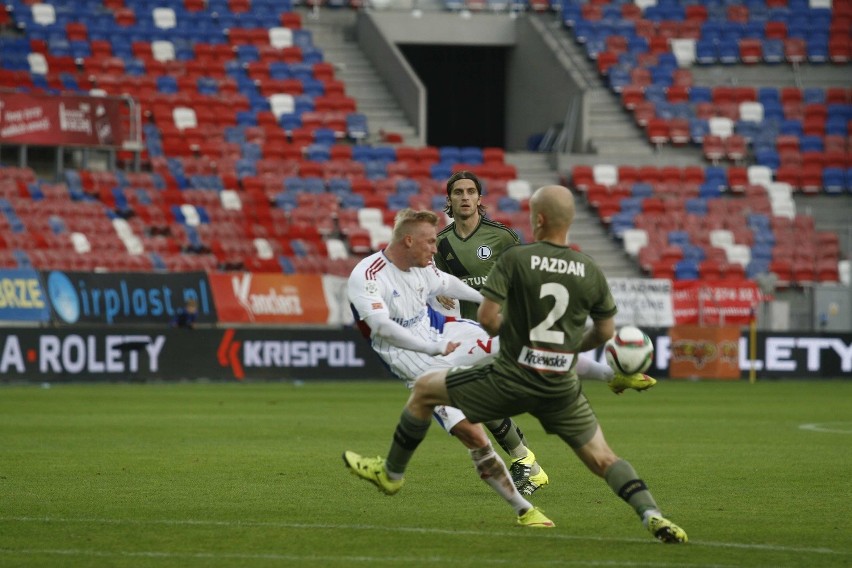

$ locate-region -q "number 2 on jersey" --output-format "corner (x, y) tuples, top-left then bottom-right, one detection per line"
(529, 282), (568, 344)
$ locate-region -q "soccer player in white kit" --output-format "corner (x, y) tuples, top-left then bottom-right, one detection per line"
(347, 208), (549, 495)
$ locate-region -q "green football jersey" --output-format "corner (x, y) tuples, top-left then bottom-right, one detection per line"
(434, 217), (520, 320)
(481, 241), (617, 397)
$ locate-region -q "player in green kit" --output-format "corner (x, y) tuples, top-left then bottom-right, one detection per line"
(344, 185), (688, 542)
(434, 171), (520, 321)
(433, 172), (655, 391)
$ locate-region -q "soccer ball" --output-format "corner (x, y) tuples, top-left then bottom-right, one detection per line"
(605, 326), (654, 375)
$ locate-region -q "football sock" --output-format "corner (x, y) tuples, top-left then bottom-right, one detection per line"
(470, 443), (532, 515)
(604, 459), (659, 518)
(575, 355), (614, 381)
(385, 408), (431, 478)
(484, 418), (527, 458)
(484, 419), (541, 475)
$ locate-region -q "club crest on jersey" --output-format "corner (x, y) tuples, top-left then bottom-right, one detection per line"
(477, 245), (492, 260)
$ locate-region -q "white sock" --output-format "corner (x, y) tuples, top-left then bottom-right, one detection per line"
(575, 354), (614, 381)
(470, 443), (532, 515)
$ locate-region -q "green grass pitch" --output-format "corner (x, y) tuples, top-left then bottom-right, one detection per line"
(1, 379), (850, 567)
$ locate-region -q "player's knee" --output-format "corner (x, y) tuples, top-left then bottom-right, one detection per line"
(451, 421), (489, 448)
(587, 449), (619, 477)
(409, 371), (446, 412)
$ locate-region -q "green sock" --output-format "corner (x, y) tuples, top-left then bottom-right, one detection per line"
(604, 459), (659, 518)
(484, 418), (527, 458)
(385, 408), (431, 476)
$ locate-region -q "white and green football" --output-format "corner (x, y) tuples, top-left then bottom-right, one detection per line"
(605, 325), (654, 375)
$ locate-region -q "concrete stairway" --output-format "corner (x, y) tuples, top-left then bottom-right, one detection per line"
(505, 151), (643, 277)
(298, 8), (419, 145)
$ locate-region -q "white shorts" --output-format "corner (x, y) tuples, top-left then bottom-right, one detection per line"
(397, 319), (501, 434)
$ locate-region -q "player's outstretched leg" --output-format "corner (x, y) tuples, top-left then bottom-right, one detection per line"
(608, 372), (657, 395)
(342, 451), (404, 495)
(605, 459), (687, 544)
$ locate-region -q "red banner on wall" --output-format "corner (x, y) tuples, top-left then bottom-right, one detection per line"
(672, 280), (761, 326)
(209, 272), (330, 324)
(0, 91), (126, 147)
(669, 325), (741, 379)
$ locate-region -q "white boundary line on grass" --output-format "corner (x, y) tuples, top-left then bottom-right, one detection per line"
(1, 516), (847, 557)
(799, 422), (852, 434)
(0, 549), (746, 567)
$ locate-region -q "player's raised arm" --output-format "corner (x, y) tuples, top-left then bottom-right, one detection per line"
(364, 312), (459, 356)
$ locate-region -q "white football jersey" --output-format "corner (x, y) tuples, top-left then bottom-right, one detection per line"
(348, 251), (495, 384)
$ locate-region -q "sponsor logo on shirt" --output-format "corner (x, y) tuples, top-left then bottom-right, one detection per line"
(517, 345), (573, 372)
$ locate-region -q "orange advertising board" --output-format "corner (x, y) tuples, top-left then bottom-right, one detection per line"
(208, 272), (330, 324)
(669, 325), (741, 380)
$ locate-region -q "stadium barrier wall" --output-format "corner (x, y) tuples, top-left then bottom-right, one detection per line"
(603, 329), (852, 380)
(1, 327), (848, 383)
(0, 270), (349, 327)
(3, 270), (762, 329)
(0, 327), (393, 383)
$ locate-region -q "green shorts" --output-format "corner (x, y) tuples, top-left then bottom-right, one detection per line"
(445, 362), (599, 449)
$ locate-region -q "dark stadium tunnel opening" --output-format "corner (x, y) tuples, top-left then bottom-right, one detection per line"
(399, 44), (507, 148)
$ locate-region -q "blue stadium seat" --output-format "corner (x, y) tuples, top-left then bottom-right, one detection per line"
(755, 148), (780, 169)
(386, 194), (410, 211)
(460, 147), (483, 165)
(439, 146), (461, 164)
(396, 179), (419, 195)
(631, 182), (654, 198)
(675, 259), (700, 280)
(746, 259), (770, 279)
(751, 244), (774, 262)
(718, 41), (740, 64)
(681, 244), (706, 262)
(689, 118), (710, 143)
(339, 193), (364, 209)
(305, 144), (331, 162)
(430, 163), (453, 180)
(823, 168), (845, 195)
(806, 33), (829, 62)
(689, 86), (713, 104)
(685, 198), (708, 216)
(803, 87), (826, 104)
(699, 182), (724, 198)
(762, 39), (784, 63)
(346, 113), (369, 141)
(498, 197), (520, 212)
(798, 135), (823, 152)
(364, 161), (387, 180)
(156, 75), (178, 93)
(609, 211), (636, 238)
(668, 230), (690, 246)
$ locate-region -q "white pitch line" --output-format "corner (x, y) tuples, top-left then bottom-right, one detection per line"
(799, 422), (852, 434)
(1, 516), (847, 557)
(0, 548), (754, 568)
